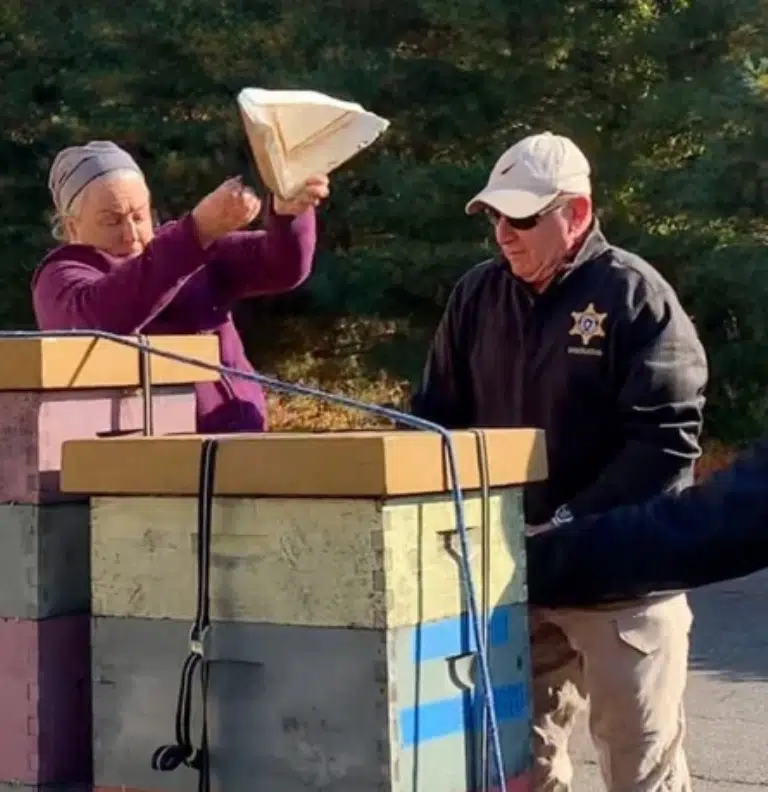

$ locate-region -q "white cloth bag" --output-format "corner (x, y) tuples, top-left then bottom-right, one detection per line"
(237, 88), (390, 199)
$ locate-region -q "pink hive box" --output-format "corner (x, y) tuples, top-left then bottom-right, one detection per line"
(0, 335), (220, 503)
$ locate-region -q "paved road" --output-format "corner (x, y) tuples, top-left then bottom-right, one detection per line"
(570, 570), (768, 790)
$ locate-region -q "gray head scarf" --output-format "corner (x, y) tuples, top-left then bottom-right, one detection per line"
(48, 140), (144, 214)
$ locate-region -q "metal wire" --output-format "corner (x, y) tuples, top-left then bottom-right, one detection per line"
(471, 429), (493, 792)
(1, 328), (506, 786)
(137, 333), (154, 436)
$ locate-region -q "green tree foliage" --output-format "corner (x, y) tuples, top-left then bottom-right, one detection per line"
(1, 0), (767, 441)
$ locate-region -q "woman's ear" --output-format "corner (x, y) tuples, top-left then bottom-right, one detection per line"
(62, 215), (79, 242)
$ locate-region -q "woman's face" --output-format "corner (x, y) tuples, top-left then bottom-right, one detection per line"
(65, 172), (154, 258)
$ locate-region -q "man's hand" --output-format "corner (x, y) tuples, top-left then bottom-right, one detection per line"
(526, 505), (574, 537)
(273, 174), (330, 216)
(192, 176), (262, 247)
(526, 522), (554, 538)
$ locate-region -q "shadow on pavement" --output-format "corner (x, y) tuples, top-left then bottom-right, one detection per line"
(688, 568), (768, 682)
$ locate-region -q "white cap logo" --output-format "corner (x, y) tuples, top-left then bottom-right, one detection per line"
(466, 132), (591, 219)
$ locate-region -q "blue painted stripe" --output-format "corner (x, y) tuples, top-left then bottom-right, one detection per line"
(411, 606), (512, 663)
(399, 682), (529, 747)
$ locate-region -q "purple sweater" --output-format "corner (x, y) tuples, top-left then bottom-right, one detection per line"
(32, 203), (317, 433)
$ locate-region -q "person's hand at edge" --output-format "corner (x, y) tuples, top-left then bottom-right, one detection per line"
(273, 174), (330, 216)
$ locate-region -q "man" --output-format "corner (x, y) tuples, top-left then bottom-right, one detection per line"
(411, 132), (709, 792)
(526, 434), (768, 607)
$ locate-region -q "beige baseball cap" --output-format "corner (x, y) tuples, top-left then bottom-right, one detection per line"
(466, 132), (591, 218)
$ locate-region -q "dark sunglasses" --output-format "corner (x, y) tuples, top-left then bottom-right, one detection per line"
(485, 198), (566, 231)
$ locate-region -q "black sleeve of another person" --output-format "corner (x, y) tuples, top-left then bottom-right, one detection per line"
(526, 434), (768, 607)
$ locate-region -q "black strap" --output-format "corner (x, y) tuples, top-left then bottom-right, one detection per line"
(151, 438), (218, 792)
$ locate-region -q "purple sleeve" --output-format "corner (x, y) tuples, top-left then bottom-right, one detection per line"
(207, 198), (317, 305)
(33, 215), (207, 334)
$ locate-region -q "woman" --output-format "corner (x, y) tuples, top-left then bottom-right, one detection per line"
(33, 140), (330, 433)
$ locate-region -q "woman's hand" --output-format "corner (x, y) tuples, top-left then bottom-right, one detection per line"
(273, 175), (330, 216)
(192, 177), (262, 247)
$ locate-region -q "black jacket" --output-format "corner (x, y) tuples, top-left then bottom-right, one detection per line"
(412, 223), (709, 525)
(526, 434), (768, 606)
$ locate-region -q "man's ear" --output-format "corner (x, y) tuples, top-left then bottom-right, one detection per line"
(568, 195), (593, 236)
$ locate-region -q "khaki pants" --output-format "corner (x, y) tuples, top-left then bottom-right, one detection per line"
(530, 594), (692, 792)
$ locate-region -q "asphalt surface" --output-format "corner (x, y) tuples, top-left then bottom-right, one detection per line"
(571, 570), (768, 790)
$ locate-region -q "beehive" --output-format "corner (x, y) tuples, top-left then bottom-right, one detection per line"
(0, 335), (218, 789)
(62, 429), (547, 792)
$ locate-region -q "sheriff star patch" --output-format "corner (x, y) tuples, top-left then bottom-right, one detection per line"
(569, 303), (607, 346)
